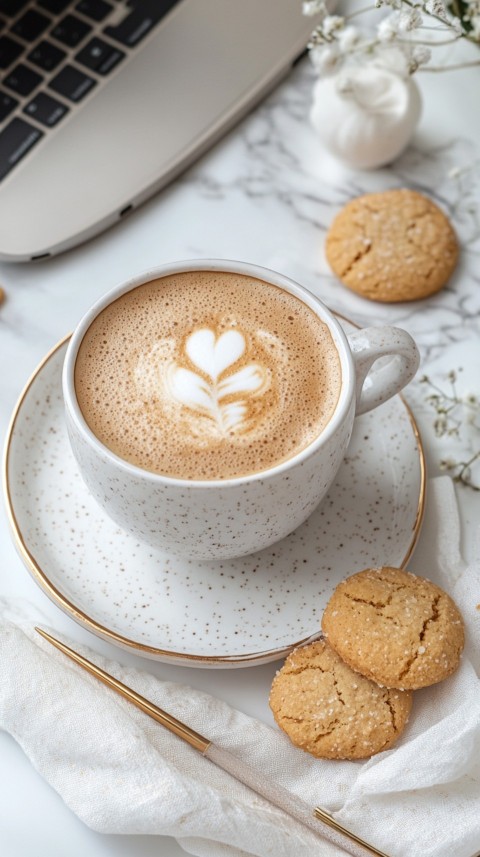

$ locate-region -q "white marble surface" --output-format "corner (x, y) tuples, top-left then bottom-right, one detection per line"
(1, 40), (480, 857)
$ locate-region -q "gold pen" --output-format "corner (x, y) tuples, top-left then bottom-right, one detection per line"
(36, 627), (390, 857)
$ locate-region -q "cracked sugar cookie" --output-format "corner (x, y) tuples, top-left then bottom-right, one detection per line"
(325, 189), (458, 302)
(269, 639), (412, 760)
(322, 567), (464, 690)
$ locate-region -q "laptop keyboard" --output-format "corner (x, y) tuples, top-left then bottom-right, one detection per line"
(0, 0), (180, 182)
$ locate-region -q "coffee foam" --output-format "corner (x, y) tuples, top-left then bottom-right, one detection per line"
(74, 272), (342, 480)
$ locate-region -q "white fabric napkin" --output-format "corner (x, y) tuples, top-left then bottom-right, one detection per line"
(1, 476), (479, 857)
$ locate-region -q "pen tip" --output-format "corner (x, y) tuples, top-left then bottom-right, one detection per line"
(35, 626), (51, 641)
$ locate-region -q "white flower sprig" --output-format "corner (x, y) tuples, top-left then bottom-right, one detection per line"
(420, 370), (480, 491)
(303, 0), (480, 77)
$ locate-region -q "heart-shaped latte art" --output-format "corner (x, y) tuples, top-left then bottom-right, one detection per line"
(185, 329), (245, 380)
(165, 326), (270, 436)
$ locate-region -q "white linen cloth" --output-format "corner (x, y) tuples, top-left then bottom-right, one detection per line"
(1, 476), (479, 857)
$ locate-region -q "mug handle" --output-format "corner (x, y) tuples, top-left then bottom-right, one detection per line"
(347, 326), (420, 416)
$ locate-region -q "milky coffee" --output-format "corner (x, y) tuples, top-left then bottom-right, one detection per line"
(74, 271), (342, 480)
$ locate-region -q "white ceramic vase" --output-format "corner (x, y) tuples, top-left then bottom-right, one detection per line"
(310, 64), (422, 170)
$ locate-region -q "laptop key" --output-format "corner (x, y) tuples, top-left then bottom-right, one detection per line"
(76, 37), (124, 75)
(37, 0), (72, 13)
(24, 92), (69, 127)
(28, 40), (66, 72)
(0, 90), (18, 122)
(4, 64), (43, 97)
(0, 118), (43, 182)
(104, 0), (178, 47)
(0, 0), (29, 16)
(75, 0), (113, 22)
(0, 35), (23, 70)
(49, 64), (96, 102)
(12, 10), (51, 42)
(50, 14), (92, 48)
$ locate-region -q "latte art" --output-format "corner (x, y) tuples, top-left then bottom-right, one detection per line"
(165, 328), (270, 436)
(135, 323), (275, 444)
(75, 271), (342, 480)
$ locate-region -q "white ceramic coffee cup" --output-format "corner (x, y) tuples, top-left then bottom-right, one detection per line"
(63, 260), (419, 560)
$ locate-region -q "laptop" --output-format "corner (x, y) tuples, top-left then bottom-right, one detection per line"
(0, 0), (315, 262)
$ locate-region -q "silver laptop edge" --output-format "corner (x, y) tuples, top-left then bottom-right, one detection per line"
(0, 0), (316, 261)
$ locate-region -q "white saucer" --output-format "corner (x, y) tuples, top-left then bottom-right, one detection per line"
(4, 322), (425, 668)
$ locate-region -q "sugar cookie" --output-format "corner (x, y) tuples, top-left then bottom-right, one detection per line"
(322, 566), (464, 690)
(325, 189), (458, 302)
(269, 639), (412, 760)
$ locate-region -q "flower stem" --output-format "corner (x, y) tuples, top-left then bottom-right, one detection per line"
(345, 5), (376, 20)
(396, 35), (462, 45)
(420, 59), (480, 70)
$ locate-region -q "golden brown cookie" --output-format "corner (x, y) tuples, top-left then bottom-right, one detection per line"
(325, 189), (458, 302)
(269, 639), (412, 760)
(322, 567), (464, 690)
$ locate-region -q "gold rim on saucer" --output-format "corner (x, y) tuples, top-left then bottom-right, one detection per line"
(3, 329), (426, 665)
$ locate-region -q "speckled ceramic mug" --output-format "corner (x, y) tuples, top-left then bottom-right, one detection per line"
(63, 260), (419, 559)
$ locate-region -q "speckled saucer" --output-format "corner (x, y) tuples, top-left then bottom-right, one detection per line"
(4, 320), (425, 668)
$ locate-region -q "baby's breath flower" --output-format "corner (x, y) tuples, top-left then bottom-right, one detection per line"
(375, 0), (402, 7)
(377, 8), (423, 39)
(410, 44), (432, 70)
(424, 0), (448, 19)
(322, 15), (345, 37)
(302, 0), (327, 17)
(434, 416), (448, 437)
(337, 25), (360, 51)
(308, 24), (327, 48)
(309, 43), (341, 75)
(419, 370), (480, 491)
(303, 0), (480, 78)
(398, 8), (423, 30)
(377, 13), (399, 40)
